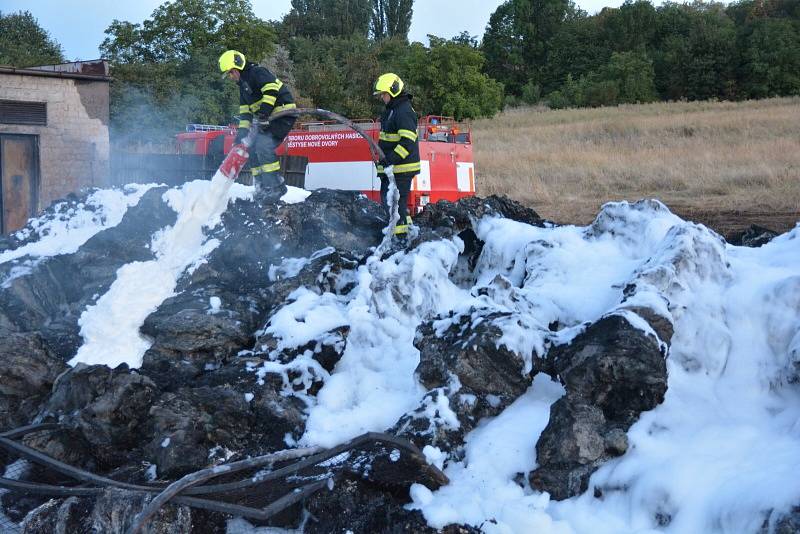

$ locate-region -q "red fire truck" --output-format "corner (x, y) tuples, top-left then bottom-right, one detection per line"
(176, 116), (476, 214)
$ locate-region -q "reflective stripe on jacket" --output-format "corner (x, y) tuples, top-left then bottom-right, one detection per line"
(237, 62), (296, 139)
(377, 94), (421, 175)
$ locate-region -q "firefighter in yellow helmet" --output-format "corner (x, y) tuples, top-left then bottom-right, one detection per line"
(219, 50), (297, 199)
(373, 73), (420, 235)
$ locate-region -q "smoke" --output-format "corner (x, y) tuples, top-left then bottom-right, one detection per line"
(109, 85), (207, 152)
(105, 56), (241, 188)
(108, 55), (239, 152)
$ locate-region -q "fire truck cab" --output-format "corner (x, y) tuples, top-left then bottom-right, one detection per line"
(176, 115), (476, 214)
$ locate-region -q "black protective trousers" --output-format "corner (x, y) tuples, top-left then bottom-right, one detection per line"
(379, 172), (413, 220)
(249, 131), (284, 189)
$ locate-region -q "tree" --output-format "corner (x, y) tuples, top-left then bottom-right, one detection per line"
(597, 0), (657, 53)
(451, 31), (480, 48)
(539, 0), (658, 98)
(546, 13), (606, 91)
(727, 0), (800, 97)
(599, 49), (657, 103)
(483, 2), (528, 95)
(282, 31), (503, 120)
(371, 0), (414, 41)
(739, 18), (800, 97)
(651, 2), (737, 100)
(483, 0), (581, 95)
(101, 0), (275, 64)
(727, 0), (800, 26)
(288, 35), (380, 118)
(0, 11), (64, 67)
(283, 0), (372, 38)
(263, 44), (299, 98)
(479, 0), (800, 108)
(101, 0), (277, 145)
(403, 36), (504, 119)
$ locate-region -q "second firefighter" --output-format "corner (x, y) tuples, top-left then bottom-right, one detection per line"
(373, 73), (420, 235)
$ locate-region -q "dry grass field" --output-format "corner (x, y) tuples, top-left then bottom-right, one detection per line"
(472, 97), (800, 236)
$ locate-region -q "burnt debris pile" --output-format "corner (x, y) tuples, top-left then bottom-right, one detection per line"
(0, 184), (786, 533)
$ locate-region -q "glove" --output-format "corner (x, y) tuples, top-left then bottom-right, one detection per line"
(377, 158), (389, 169)
(235, 127), (249, 144)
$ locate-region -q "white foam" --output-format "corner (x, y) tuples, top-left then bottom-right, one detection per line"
(281, 186), (311, 204)
(0, 184), (156, 287)
(69, 174), (252, 368)
(256, 200), (800, 533)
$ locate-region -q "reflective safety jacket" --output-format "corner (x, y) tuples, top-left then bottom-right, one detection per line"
(377, 94), (421, 176)
(237, 62), (296, 139)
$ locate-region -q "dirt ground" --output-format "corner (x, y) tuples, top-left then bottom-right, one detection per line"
(664, 204), (799, 240)
(526, 200), (798, 241)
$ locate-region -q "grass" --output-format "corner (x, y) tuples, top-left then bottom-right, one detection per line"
(471, 97), (800, 235)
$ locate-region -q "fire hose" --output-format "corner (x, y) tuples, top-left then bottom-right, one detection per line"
(267, 108), (385, 162)
(266, 108), (402, 256)
(216, 108), (402, 256)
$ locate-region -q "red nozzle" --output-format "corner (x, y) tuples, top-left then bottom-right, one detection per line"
(219, 143), (249, 180)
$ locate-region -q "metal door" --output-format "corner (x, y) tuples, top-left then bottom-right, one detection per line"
(0, 135), (39, 234)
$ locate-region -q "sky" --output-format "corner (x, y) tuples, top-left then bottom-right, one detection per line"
(3, 0), (629, 62)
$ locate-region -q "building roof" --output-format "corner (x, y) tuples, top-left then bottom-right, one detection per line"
(0, 60), (111, 82)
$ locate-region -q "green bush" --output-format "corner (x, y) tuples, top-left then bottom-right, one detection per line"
(521, 81), (542, 104)
(601, 50), (657, 103)
(561, 74), (586, 107)
(583, 80), (620, 107)
(545, 90), (569, 109)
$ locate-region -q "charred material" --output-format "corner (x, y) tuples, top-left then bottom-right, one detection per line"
(531, 314), (669, 500)
(0, 424), (446, 534)
(394, 310), (531, 456)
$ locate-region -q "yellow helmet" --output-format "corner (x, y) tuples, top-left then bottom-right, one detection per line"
(219, 50), (246, 73)
(373, 73), (404, 98)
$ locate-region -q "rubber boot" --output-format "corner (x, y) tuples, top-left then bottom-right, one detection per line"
(255, 172), (287, 203)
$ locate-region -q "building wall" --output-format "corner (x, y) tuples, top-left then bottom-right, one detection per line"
(0, 74), (110, 210)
